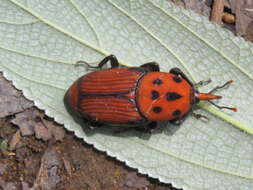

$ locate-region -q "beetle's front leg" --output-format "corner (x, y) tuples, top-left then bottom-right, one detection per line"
(169, 67), (193, 87)
(194, 79), (212, 88)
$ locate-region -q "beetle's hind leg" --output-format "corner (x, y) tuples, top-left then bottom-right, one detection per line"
(140, 62), (160, 72)
(76, 54), (119, 69)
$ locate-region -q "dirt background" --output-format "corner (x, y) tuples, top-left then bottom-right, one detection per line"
(1, 0), (253, 190)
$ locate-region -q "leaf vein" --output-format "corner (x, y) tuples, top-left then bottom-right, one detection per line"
(0, 45), (73, 65)
(0, 19), (40, 25)
(132, 138), (253, 180)
(1, 62), (67, 91)
(148, 0), (253, 80)
(107, 0), (197, 81)
(8, 0), (109, 60)
(68, 0), (101, 47)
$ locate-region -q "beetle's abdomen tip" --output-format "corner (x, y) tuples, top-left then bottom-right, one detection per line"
(64, 81), (79, 114)
(64, 89), (70, 109)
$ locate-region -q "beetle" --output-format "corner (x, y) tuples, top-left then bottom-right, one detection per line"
(64, 55), (236, 132)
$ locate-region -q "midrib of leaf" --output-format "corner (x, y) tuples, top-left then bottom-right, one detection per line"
(148, 0), (253, 81)
(7, 0), (251, 135)
(199, 103), (253, 135)
(132, 137), (253, 180)
(68, 0), (101, 47)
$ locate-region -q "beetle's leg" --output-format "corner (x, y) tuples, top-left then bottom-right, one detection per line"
(97, 55), (119, 69)
(76, 55), (119, 69)
(140, 62), (160, 72)
(169, 67), (193, 87)
(191, 112), (209, 121)
(194, 79), (212, 88)
(86, 121), (104, 130)
(169, 118), (185, 125)
(137, 121), (158, 133)
(113, 122), (158, 134)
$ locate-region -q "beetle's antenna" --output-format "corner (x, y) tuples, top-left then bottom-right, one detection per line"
(208, 80), (234, 94)
(207, 80), (237, 112)
(208, 100), (237, 112)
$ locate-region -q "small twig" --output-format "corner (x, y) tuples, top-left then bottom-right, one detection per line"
(210, 0), (225, 24)
(245, 8), (253, 12)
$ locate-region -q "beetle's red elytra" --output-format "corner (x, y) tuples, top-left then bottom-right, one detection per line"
(64, 55), (236, 132)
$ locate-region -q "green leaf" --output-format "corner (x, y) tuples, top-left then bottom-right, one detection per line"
(0, 139), (8, 151)
(0, 0), (253, 189)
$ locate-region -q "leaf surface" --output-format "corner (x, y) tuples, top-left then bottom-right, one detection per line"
(0, 0), (253, 189)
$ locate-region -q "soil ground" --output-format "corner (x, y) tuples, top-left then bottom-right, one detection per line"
(0, 118), (177, 190)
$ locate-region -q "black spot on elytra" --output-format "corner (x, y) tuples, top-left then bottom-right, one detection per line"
(173, 76), (182, 83)
(153, 79), (162, 85)
(166, 92), (182, 101)
(153, 106), (162, 113)
(173, 110), (181, 117)
(151, 90), (159, 100)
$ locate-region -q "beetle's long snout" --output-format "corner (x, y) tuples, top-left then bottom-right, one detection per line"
(195, 93), (222, 101)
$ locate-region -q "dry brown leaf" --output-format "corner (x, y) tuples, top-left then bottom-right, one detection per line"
(34, 122), (52, 141)
(10, 109), (40, 136)
(0, 75), (33, 118)
(183, 0), (211, 16)
(124, 172), (150, 188)
(33, 148), (61, 190)
(229, 0), (253, 35)
(9, 130), (21, 151)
